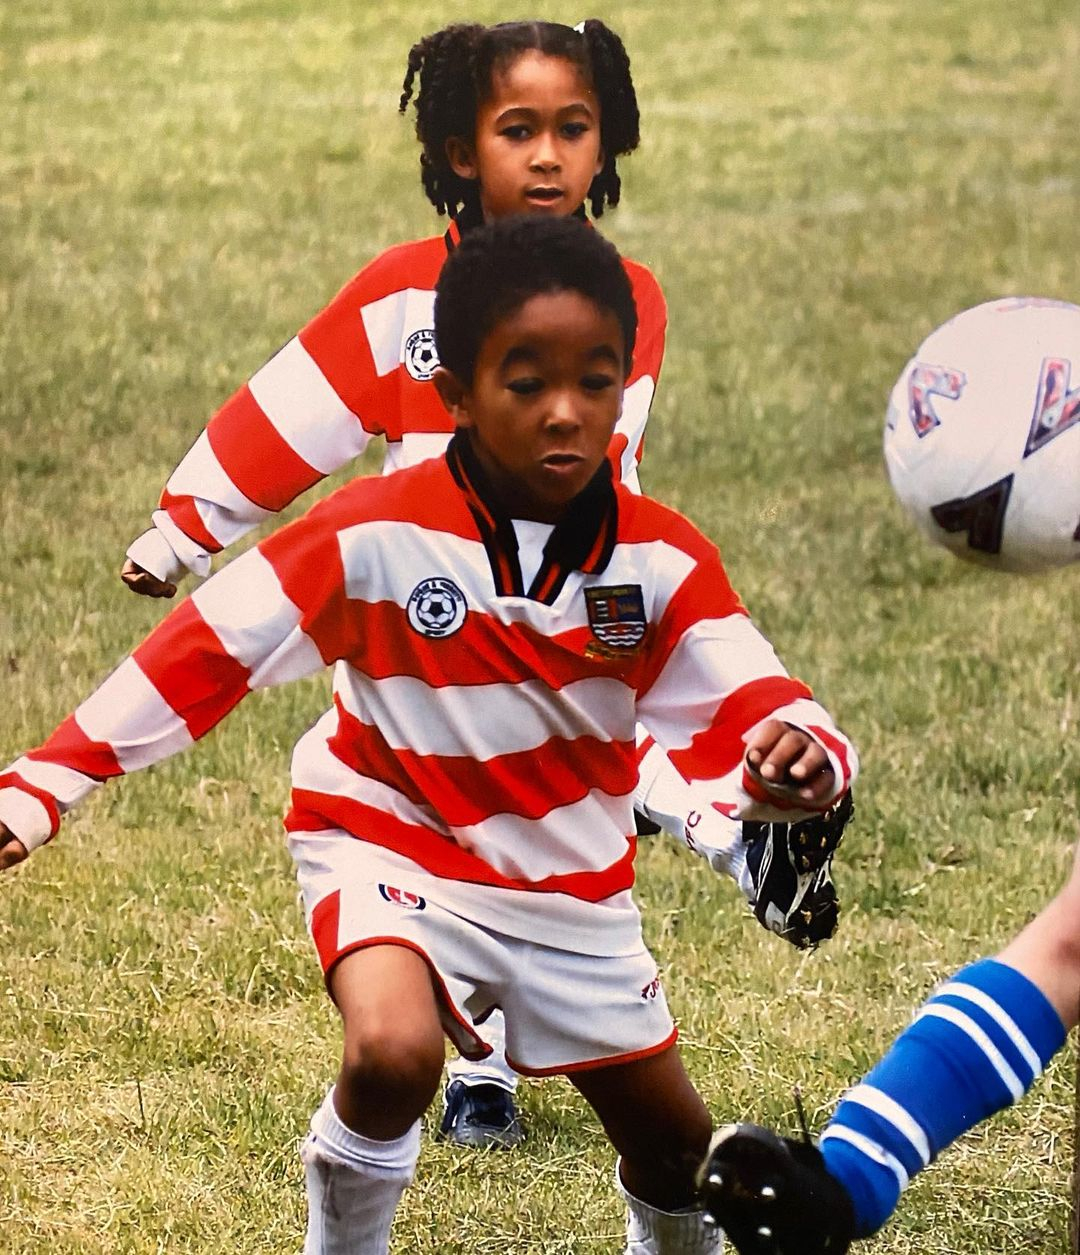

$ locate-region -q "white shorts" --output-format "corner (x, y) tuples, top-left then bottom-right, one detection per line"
(290, 830), (677, 1076)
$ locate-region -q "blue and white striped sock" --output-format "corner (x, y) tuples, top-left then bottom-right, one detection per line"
(819, 958), (1066, 1237)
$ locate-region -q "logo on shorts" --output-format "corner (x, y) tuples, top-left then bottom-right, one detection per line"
(404, 328), (439, 381)
(640, 975), (662, 1002)
(585, 584), (647, 653)
(379, 884), (427, 910)
(407, 577), (467, 638)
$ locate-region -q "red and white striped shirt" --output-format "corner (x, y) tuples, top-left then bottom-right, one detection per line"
(2, 439), (856, 954)
(129, 217), (667, 583)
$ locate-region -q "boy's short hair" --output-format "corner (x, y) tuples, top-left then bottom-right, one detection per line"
(434, 215), (638, 385)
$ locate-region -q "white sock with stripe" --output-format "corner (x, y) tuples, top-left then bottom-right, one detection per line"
(819, 958), (1066, 1236)
(301, 1087), (420, 1255)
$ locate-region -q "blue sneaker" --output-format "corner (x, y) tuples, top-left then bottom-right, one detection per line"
(437, 1080), (525, 1149)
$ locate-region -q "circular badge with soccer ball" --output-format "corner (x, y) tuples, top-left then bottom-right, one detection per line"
(404, 328), (439, 381)
(407, 577), (467, 638)
(883, 297), (1080, 573)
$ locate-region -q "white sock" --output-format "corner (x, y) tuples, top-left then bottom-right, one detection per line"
(444, 1008), (519, 1091)
(617, 1162), (724, 1255)
(301, 1087), (421, 1255)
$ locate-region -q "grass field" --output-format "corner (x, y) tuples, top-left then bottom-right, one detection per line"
(2, 0), (1079, 1250)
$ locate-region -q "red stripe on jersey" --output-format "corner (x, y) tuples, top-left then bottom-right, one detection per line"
(606, 434), (629, 477)
(0, 771), (62, 836)
(327, 698), (637, 826)
(668, 675), (814, 782)
(310, 888), (342, 970)
(635, 735), (657, 765)
(807, 723), (854, 789)
(207, 385), (324, 512)
(29, 715), (123, 779)
(132, 599), (252, 740)
(159, 489), (222, 553)
(286, 790), (638, 901)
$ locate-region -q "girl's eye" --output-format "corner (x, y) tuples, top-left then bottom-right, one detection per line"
(507, 377), (544, 396)
(561, 122), (589, 139)
(581, 373), (615, 392)
(501, 125), (532, 141)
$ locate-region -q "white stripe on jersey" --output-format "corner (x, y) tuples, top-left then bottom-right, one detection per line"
(382, 432), (456, 475)
(457, 787), (633, 881)
(360, 288), (437, 378)
(75, 657), (194, 772)
(248, 337), (369, 473)
(6, 756), (100, 809)
(615, 375), (656, 481)
(336, 671), (635, 760)
(639, 615), (789, 749)
(164, 430), (273, 540)
(190, 548), (324, 687)
(0, 788), (53, 850)
(598, 537), (697, 610)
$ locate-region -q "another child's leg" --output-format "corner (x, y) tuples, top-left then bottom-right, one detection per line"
(303, 945), (445, 1255)
(572, 1045), (721, 1254)
(441, 1010), (524, 1148)
(817, 848), (1077, 1238)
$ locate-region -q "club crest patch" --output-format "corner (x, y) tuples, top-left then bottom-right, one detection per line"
(407, 577), (467, 638)
(379, 884), (427, 910)
(584, 584), (647, 652)
(404, 328), (439, 381)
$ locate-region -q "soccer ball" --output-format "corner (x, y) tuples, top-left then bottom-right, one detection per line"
(883, 297), (1080, 573)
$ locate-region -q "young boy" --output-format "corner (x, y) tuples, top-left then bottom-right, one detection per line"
(0, 215), (857, 1254)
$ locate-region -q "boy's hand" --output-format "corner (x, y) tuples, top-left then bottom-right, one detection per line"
(744, 719), (834, 805)
(120, 559), (177, 599)
(0, 822), (29, 870)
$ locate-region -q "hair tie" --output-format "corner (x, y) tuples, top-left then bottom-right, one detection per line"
(573, 20), (587, 34)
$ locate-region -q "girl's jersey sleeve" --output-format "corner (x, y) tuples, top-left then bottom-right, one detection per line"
(633, 514), (858, 823)
(128, 239), (444, 584)
(2, 494), (358, 853)
(610, 260), (666, 492)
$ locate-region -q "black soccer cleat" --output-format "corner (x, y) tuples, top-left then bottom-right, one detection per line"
(697, 1124), (854, 1255)
(436, 1080), (525, 1150)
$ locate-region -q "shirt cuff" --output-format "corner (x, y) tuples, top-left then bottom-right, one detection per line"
(0, 787), (54, 852)
(127, 527), (188, 584)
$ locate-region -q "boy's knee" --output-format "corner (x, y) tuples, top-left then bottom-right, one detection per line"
(339, 1013), (445, 1112)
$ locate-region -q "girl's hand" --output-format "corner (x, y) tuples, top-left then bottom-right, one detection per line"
(120, 559), (177, 599)
(744, 719), (835, 805)
(0, 822), (29, 871)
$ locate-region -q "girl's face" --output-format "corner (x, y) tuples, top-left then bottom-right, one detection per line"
(434, 289), (626, 523)
(446, 50), (604, 221)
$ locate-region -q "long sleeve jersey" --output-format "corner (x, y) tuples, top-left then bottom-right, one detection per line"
(128, 217), (667, 584)
(2, 437), (857, 955)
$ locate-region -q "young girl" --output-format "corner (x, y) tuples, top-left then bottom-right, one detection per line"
(0, 213), (858, 1255)
(117, 18), (848, 1146)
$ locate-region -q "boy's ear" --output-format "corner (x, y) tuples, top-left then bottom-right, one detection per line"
(594, 146), (605, 179)
(433, 366), (472, 426)
(445, 136), (478, 182)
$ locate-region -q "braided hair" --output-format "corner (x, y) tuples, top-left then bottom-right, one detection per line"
(399, 20), (640, 219)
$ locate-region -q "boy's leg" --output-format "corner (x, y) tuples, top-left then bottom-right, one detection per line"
(571, 1045), (722, 1254)
(700, 840), (1080, 1251)
(441, 1009), (525, 1148)
(303, 945), (445, 1255)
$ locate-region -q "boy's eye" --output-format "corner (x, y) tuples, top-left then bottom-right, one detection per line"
(506, 377), (544, 396)
(561, 121), (589, 139)
(500, 124), (532, 141)
(581, 373), (615, 392)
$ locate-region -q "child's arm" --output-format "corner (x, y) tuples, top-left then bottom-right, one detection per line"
(121, 256), (414, 595)
(3, 494), (355, 860)
(610, 263), (666, 491)
(635, 536), (857, 826)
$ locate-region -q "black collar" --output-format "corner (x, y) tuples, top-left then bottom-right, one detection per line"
(446, 430), (618, 604)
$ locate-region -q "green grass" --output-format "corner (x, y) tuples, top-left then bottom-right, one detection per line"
(2, 0), (1079, 1250)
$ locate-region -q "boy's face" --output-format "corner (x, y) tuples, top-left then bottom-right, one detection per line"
(435, 290), (626, 522)
(446, 50), (604, 221)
